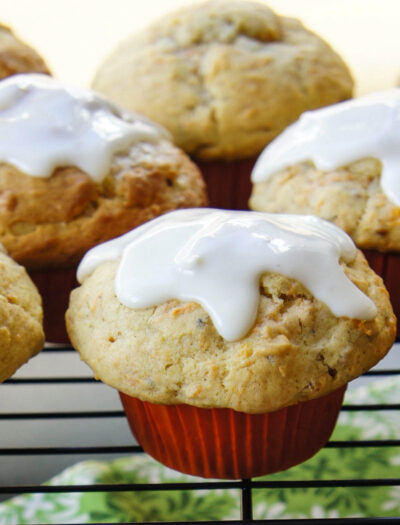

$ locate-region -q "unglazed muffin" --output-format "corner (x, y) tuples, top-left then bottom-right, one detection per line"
(0, 23), (50, 78)
(250, 89), (400, 333)
(92, 0), (353, 210)
(0, 73), (206, 342)
(0, 245), (44, 382)
(67, 209), (395, 479)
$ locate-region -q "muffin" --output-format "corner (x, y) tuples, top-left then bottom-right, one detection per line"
(0, 244), (44, 382)
(66, 209), (395, 479)
(250, 89), (400, 334)
(0, 23), (50, 78)
(92, 0), (353, 211)
(0, 73), (207, 343)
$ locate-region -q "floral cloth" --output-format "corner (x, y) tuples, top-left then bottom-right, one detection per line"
(1, 377), (400, 523)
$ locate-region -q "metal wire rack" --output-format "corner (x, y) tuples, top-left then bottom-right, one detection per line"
(1, 343), (400, 524)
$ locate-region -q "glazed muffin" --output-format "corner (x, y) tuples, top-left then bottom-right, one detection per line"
(250, 89), (400, 334)
(0, 23), (50, 78)
(0, 245), (44, 382)
(67, 209), (395, 479)
(0, 73), (206, 342)
(92, 0), (353, 210)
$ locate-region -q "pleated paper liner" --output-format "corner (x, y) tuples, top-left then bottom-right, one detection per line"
(362, 250), (400, 336)
(194, 157), (257, 211)
(29, 267), (77, 344)
(120, 385), (346, 480)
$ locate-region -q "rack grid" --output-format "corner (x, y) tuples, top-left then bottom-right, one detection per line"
(1, 344), (400, 524)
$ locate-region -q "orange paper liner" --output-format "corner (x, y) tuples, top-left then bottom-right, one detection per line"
(120, 385), (346, 479)
(195, 157), (257, 211)
(362, 249), (400, 335)
(29, 267), (77, 344)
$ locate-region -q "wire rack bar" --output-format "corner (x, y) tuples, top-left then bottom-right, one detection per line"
(5, 370), (400, 385)
(97, 518), (399, 525)
(0, 446), (143, 455)
(340, 404), (400, 411)
(0, 411), (125, 419)
(42, 346), (75, 352)
(240, 479), (253, 521)
(2, 403), (400, 421)
(1, 478), (400, 496)
(56, 518), (398, 525)
(1, 439), (400, 457)
(325, 440), (400, 448)
(364, 369), (400, 375)
(77, 518), (398, 525)
(4, 377), (97, 384)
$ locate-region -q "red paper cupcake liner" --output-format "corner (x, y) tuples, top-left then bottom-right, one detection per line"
(362, 250), (400, 335)
(195, 157), (257, 211)
(29, 267), (77, 344)
(120, 385), (346, 479)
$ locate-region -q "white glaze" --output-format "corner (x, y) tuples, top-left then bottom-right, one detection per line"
(0, 74), (164, 181)
(77, 209), (377, 342)
(251, 89), (400, 206)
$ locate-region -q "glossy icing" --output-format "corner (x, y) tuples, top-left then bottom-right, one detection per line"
(0, 73), (163, 180)
(251, 89), (400, 206)
(77, 209), (377, 341)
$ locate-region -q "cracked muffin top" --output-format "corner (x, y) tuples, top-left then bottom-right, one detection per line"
(0, 74), (206, 269)
(92, 0), (353, 160)
(66, 209), (395, 414)
(0, 23), (50, 78)
(0, 245), (44, 382)
(250, 89), (400, 252)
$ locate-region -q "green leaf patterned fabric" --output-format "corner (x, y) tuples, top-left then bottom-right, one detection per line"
(1, 377), (400, 523)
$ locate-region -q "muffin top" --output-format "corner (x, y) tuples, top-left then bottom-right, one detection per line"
(0, 74), (206, 269)
(0, 244), (44, 382)
(0, 23), (50, 79)
(250, 89), (400, 252)
(67, 209), (395, 414)
(92, 0), (353, 160)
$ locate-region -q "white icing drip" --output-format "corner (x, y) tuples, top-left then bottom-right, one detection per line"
(77, 209), (377, 342)
(0, 73), (165, 181)
(251, 89), (400, 206)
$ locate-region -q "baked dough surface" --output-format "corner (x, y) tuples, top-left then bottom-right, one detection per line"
(0, 23), (50, 78)
(250, 158), (400, 252)
(0, 139), (207, 268)
(0, 246), (44, 382)
(67, 251), (395, 413)
(92, 1), (353, 159)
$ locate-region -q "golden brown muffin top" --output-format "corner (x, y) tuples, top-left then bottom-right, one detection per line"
(249, 89), (400, 251)
(0, 245), (44, 382)
(0, 138), (207, 269)
(0, 75), (207, 269)
(250, 158), (400, 252)
(67, 249), (395, 414)
(0, 23), (50, 78)
(92, 0), (353, 160)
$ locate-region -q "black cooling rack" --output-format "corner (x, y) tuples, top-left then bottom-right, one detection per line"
(2, 344), (400, 525)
